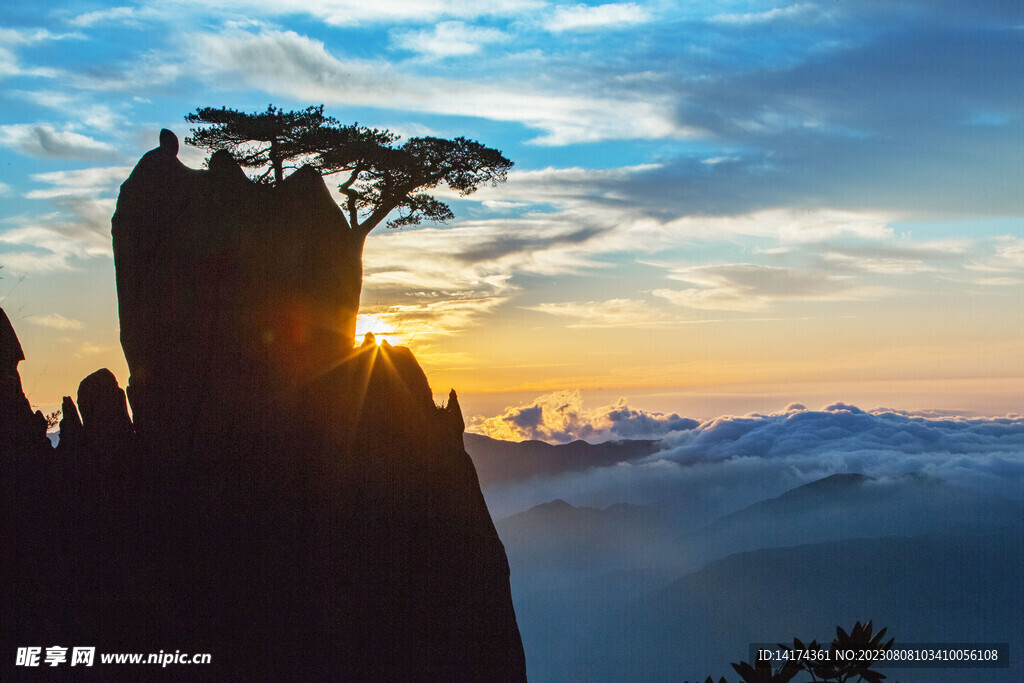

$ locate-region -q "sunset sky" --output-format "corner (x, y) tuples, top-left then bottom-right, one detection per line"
(2, 0), (1023, 428)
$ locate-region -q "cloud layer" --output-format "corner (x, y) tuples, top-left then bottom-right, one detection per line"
(471, 390), (699, 443)
(480, 399), (1024, 519)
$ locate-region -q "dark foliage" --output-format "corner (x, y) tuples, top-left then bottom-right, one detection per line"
(186, 103), (513, 235)
(43, 408), (60, 429)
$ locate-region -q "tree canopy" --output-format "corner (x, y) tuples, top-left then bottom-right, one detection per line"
(185, 104), (513, 237)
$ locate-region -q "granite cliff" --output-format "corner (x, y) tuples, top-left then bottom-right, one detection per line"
(2, 131), (526, 680)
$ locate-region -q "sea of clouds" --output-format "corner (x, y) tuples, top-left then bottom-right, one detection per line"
(474, 392), (1024, 519)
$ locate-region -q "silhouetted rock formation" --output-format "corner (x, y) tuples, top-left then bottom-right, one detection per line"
(76, 368), (134, 457)
(3, 134), (526, 680)
(0, 307), (49, 454)
(55, 394), (82, 454)
(112, 129), (364, 444)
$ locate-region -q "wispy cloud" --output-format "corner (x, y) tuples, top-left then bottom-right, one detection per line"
(994, 237), (1024, 269)
(0, 124), (119, 160)
(0, 27), (82, 46)
(0, 26), (80, 79)
(361, 218), (603, 314)
(710, 3), (827, 26)
(360, 295), (510, 344)
(0, 197), (116, 273)
(67, 6), (141, 27)
(12, 92), (131, 133)
(391, 21), (508, 58)
(653, 263), (888, 312)
(526, 298), (680, 328)
(168, 0), (542, 26)
(189, 28), (686, 145)
(27, 166), (132, 199)
(66, 53), (183, 92)
(544, 3), (652, 32)
(75, 341), (111, 356)
(28, 313), (83, 330)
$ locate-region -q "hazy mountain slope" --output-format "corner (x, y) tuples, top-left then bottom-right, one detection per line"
(500, 472), (1024, 682)
(515, 533), (1022, 683)
(679, 471), (1024, 567)
(496, 499), (683, 582)
(464, 432), (660, 487)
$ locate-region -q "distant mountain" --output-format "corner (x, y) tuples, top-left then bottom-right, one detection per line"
(517, 533), (1024, 683)
(496, 499), (679, 579)
(634, 533), (1024, 683)
(731, 471), (873, 512)
(501, 474), (1024, 682)
(685, 472), (1024, 566)
(464, 432), (660, 487)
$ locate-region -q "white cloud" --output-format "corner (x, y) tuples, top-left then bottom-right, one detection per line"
(0, 27), (80, 46)
(10, 89), (75, 109)
(27, 166), (132, 199)
(820, 251), (936, 275)
(392, 21), (508, 58)
(67, 6), (139, 27)
(169, 0), (541, 25)
(545, 3), (652, 32)
(28, 313), (83, 330)
(526, 298), (682, 328)
(995, 236), (1024, 268)
(481, 200), (528, 209)
(356, 206), (636, 339)
(67, 53), (182, 92)
(362, 218), (600, 296)
(470, 389), (698, 443)
(710, 3), (825, 26)
(487, 170), (896, 246)
(0, 197), (116, 273)
(0, 124), (119, 160)
(0, 27), (76, 79)
(363, 167), (969, 327)
(189, 28), (686, 145)
(361, 161), (986, 326)
(0, 251), (74, 273)
(75, 341), (111, 356)
(660, 404), (1024, 487)
(12, 90), (131, 133)
(963, 236), (1024, 277)
(653, 263), (887, 311)
(495, 163), (663, 199)
(970, 276), (1024, 286)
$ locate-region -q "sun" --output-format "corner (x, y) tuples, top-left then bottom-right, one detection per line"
(354, 313), (405, 347)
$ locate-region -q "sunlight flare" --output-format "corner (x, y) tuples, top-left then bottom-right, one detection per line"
(355, 313), (406, 347)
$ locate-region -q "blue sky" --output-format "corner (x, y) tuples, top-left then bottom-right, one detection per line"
(2, 0), (1024, 420)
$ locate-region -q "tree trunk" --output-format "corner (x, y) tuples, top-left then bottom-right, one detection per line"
(270, 139), (283, 184)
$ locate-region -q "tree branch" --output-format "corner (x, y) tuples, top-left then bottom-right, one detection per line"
(337, 166), (363, 192)
(343, 190), (361, 232)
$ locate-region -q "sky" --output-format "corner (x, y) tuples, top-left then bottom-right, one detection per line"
(2, 0), (1024, 428)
